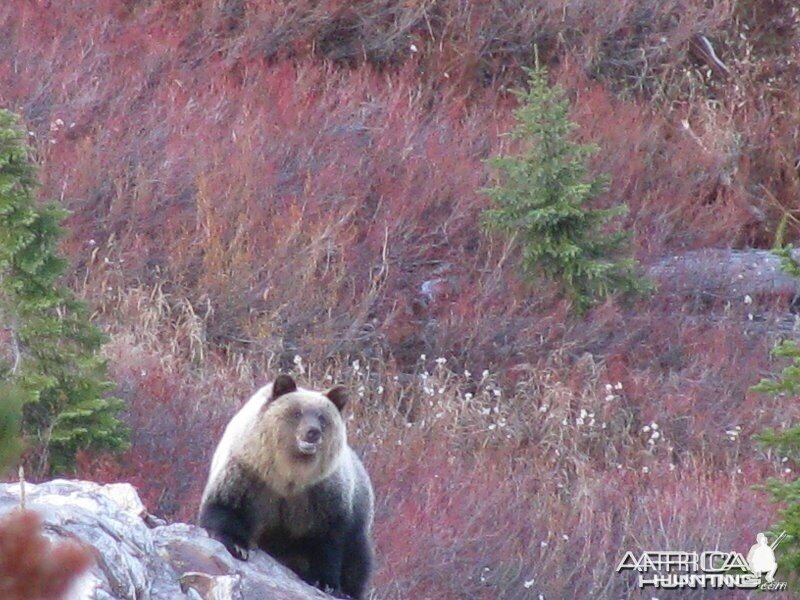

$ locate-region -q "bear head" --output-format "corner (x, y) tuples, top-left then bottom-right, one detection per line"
(257, 374), (349, 491)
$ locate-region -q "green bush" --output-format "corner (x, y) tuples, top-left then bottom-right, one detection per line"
(482, 62), (649, 313)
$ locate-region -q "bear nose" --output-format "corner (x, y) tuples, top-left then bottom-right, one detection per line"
(304, 427), (321, 444)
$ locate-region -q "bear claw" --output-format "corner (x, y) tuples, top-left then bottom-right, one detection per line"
(230, 543), (250, 561)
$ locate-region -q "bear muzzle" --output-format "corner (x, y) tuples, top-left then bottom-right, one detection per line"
(296, 427), (322, 455)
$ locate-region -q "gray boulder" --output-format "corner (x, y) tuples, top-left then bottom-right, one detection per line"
(0, 480), (332, 600)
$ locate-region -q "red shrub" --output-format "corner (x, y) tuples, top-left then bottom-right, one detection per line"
(0, 510), (93, 600)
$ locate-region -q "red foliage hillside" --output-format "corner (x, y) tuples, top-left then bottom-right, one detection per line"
(2, 1), (800, 597)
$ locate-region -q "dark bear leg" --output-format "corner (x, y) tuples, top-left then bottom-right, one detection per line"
(305, 536), (345, 596)
(199, 500), (253, 560)
(340, 531), (373, 600)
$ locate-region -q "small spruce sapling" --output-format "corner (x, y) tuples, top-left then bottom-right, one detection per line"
(482, 61), (649, 312)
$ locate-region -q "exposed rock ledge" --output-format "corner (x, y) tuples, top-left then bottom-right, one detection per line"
(0, 479), (333, 600)
(649, 248), (800, 301)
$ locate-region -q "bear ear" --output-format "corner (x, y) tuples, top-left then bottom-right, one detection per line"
(326, 386), (348, 412)
(271, 374), (297, 400)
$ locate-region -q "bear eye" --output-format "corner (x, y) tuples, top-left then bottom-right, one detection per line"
(291, 408), (303, 420)
(318, 414), (328, 430)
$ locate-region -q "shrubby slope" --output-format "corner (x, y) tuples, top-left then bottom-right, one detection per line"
(2, 2), (800, 597)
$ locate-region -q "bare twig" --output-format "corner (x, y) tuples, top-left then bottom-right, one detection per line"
(689, 34), (730, 78)
(18, 465), (25, 511)
(10, 329), (21, 375)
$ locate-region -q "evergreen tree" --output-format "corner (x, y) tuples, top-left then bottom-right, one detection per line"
(0, 109), (128, 473)
(752, 246), (800, 588)
(482, 63), (649, 312)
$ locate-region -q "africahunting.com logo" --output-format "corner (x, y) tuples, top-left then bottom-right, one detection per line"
(616, 532), (788, 591)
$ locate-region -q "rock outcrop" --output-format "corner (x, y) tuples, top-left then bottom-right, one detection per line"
(0, 480), (333, 600)
(649, 248), (800, 302)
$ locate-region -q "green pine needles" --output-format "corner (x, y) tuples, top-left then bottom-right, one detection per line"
(0, 109), (128, 474)
(483, 63), (649, 312)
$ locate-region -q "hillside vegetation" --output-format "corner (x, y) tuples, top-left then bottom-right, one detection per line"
(2, 1), (800, 597)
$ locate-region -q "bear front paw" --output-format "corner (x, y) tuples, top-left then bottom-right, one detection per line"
(229, 542), (250, 561)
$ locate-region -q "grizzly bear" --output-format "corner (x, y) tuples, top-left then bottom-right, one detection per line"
(199, 375), (374, 599)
